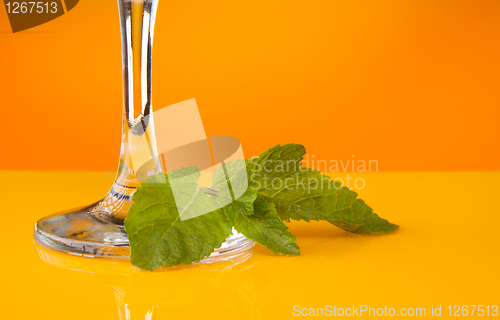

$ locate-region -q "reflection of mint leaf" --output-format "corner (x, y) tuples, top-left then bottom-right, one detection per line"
(125, 168), (232, 270)
(224, 192), (300, 255)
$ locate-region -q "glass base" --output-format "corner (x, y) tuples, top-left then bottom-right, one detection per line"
(34, 204), (254, 262)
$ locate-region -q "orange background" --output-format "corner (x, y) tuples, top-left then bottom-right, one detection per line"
(1, 0), (499, 172)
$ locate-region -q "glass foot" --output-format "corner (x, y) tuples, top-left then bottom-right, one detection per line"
(34, 204), (254, 261)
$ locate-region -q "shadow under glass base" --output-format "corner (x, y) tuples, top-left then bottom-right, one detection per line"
(34, 205), (254, 262)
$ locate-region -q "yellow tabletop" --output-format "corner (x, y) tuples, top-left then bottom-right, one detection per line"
(1, 171), (499, 319)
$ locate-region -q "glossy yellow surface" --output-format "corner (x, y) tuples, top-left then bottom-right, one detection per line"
(1, 170), (499, 319)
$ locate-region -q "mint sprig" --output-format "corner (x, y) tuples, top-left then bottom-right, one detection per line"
(124, 167), (233, 270)
(243, 144), (399, 234)
(125, 144), (398, 270)
(224, 193), (300, 255)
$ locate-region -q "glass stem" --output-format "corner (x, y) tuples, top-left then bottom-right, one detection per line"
(97, 0), (161, 222)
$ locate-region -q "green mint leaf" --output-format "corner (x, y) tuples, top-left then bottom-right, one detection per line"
(241, 144), (398, 234)
(125, 169), (233, 270)
(126, 143), (399, 269)
(263, 168), (399, 234)
(225, 192), (300, 255)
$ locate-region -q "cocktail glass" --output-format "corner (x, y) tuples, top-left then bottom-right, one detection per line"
(34, 0), (253, 260)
